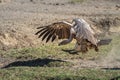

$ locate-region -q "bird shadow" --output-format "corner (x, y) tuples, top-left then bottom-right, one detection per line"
(62, 49), (79, 55)
(102, 67), (120, 80)
(110, 76), (120, 80)
(1, 58), (65, 69)
(102, 68), (120, 70)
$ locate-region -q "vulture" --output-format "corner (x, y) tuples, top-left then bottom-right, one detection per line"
(35, 18), (112, 53)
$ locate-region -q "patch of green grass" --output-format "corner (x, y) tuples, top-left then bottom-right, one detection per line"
(0, 34), (120, 63)
(0, 42), (98, 60)
(0, 39), (112, 60)
(0, 67), (120, 80)
(0, 34), (120, 80)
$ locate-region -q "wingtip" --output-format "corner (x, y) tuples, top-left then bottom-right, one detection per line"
(36, 26), (46, 29)
(35, 32), (38, 35)
(97, 39), (112, 46)
(46, 40), (49, 43)
(35, 31), (40, 35)
(36, 27), (41, 29)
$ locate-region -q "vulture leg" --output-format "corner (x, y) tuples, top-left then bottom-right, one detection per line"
(86, 40), (99, 52)
(74, 42), (81, 51)
(74, 36), (88, 53)
(74, 39), (99, 53)
(94, 45), (99, 52)
(80, 39), (88, 53)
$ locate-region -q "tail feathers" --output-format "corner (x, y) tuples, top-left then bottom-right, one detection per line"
(97, 39), (112, 46)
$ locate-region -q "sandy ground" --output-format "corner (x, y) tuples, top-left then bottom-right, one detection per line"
(0, 0), (120, 68)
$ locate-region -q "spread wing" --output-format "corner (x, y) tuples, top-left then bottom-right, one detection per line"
(35, 21), (72, 42)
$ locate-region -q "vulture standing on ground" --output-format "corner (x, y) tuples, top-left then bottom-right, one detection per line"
(35, 18), (112, 53)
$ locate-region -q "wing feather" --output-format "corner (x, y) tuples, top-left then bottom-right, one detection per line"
(35, 27), (47, 35)
(42, 27), (53, 41)
(36, 21), (72, 42)
(38, 29), (49, 38)
(46, 29), (56, 42)
(51, 34), (56, 42)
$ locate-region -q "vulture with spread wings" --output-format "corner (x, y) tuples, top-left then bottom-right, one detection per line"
(35, 18), (112, 53)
